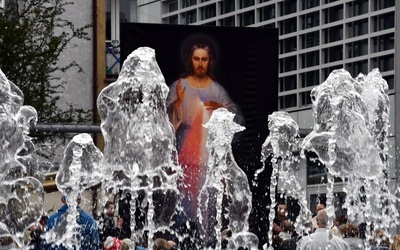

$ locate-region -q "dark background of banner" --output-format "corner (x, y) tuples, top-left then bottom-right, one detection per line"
(120, 22), (278, 247)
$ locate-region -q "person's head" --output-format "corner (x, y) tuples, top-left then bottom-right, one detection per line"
(281, 220), (293, 233)
(105, 201), (116, 216)
(390, 234), (400, 250)
(121, 238), (131, 250)
(340, 223), (359, 238)
(277, 202), (288, 218)
(373, 229), (390, 246)
(61, 194), (81, 205)
(316, 209), (327, 228)
(316, 202), (325, 212)
(185, 43), (215, 79)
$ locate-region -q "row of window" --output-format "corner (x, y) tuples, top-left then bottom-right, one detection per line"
(166, 0), (394, 24)
(280, 34), (394, 74)
(279, 71), (394, 109)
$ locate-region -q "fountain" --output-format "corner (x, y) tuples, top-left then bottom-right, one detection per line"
(199, 108), (258, 249)
(97, 47), (181, 249)
(0, 69), (44, 249)
(0, 46), (399, 250)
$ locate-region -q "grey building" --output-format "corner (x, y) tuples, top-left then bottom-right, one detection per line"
(107, 0), (398, 230)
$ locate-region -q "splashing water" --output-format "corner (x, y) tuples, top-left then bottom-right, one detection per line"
(97, 47), (181, 248)
(42, 133), (104, 249)
(260, 111), (311, 249)
(301, 68), (398, 247)
(0, 69), (44, 248)
(199, 108), (258, 249)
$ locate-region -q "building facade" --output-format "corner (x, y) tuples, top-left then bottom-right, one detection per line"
(107, 0), (398, 230)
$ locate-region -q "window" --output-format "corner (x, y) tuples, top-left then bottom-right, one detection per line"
(324, 5), (343, 24)
(279, 0), (296, 16)
(280, 55), (296, 73)
(220, 16), (235, 26)
(280, 75), (297, 92)
(279, 94), (297, 109)
(169, 1), (178, 12)
(301, 51), (319, 68)
(301, 31), (320, 49)
(301, 91), (312, 106)
(371, 55), (394, 72)
(240, 0), (254, 9)
(373, 0), (395, 11)
(346, 40), (368, 59)
(279, 17), (297, 35)
(301, 70), (320, 88)
(220, 0), (235, 14)
(181, 9), (197, 24)
(323, 25), (343, 43)
(322, 65), (342, 80)
(182, 0), (197, 8)
(346, 19), (368, 38)
(372, 34), (394, 53)
(323, 45), (343, 63)
(259, 4), (275, 22)
(301, 11), (319, 30)
(346, 0), (368, 17)
(302, 0), (319, 10)
(200, 4), (216, 20)
(345, 60), (368, 76)
(280, 37), (297, 54)
(239, 10), (255, 26)
(385, 75), (394, 90)
(373, 13), (395, 32)
(168, 15), (178, 24)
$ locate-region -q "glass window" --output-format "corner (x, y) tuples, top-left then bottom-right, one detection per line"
(239, 10), (255, 26)
(323, 25), (343, 43)
(220, 16), (235, 26)
(259, 4), (275, 22)
(169, 1), (178, 12)
(322, 65), (342, 80)
(371, 55), (394, 72)
(301, 51), (319, 68)
(323, 45), (343, 63)
(301, 31), (320, 49)
(301, 11), (319, 30)
(302, 0), (319, 10)
(346, 19), (368, 38)
(300, 91), (312, 106)
(280, 37), (297, 54)
(373, 0), (395, 11)
(346, 40), (368, 59)
(301, 70), (320, 88)
(168, 15), (178, 24)
(324, 5), (343, 24)
(279, 94), (297, 109)
(182, 0), (197, 8)
(240, 0), (254, 9)
(200, 4), (216, 20)
(385, 75), (394, 90)
(280, 55), (297, 73)
(279, 17), (297, 35)
(220, 0), (235, 14)
(181, 9), (197, 24)
(345, 60), (368, 76)
(372, 34), (394, 53)
(346, 0), (368, 17)
(203, 21), (216, 26)
(279, 0), (296, 16)
(279, 75), (297, 92)
(373, 13), (395, 32)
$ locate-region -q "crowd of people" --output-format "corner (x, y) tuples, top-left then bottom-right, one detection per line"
(263, 201), (400, 250)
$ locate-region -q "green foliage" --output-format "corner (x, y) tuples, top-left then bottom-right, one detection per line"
(0, 0), (92, 124)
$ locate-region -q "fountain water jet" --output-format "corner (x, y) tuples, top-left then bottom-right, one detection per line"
(97, 47), (181, 249)
(199, 108), (258, 250)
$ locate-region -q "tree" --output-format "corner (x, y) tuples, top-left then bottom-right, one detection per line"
(0, 0), (92, 124)
(0, 0), (93, 161)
